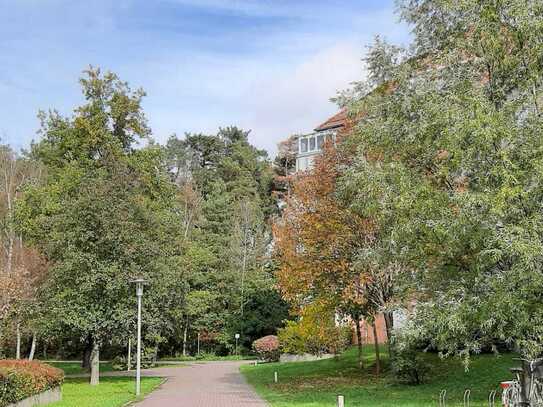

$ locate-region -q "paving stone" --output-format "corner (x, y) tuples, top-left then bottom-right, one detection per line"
(134, 361), (268, 407)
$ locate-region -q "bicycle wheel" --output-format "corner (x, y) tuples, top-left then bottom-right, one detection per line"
(531, 378), (543, 406)
(503, 381), (521, 407)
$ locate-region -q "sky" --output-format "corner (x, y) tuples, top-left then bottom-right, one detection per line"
(0, 0), (411, 156)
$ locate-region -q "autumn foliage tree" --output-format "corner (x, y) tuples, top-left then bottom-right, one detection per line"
(274, 140), (383, 369)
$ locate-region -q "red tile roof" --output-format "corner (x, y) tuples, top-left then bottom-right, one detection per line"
(314, 108), (348, 132)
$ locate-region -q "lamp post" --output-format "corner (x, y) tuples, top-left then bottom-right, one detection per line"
(131, 278), (145, 397)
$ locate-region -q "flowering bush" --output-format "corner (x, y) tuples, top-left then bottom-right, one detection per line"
(0, 360), (64, 406)
(252, 335), (280, 362)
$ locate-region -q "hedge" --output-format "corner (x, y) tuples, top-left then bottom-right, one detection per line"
(0, 360), (64, 407)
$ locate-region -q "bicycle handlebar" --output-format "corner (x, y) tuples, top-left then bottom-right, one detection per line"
(512, 358), (543, 373)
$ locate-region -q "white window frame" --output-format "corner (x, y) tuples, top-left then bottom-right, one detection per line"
(300, 137), (308, 153)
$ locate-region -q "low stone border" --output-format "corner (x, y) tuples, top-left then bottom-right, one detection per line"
(7, 386), (61, 407)
(280, 353), (335, 363)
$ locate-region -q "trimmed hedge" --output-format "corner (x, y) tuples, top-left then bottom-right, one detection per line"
(0, 360), (64, 407)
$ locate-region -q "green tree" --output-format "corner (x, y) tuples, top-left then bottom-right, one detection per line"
(340, 0), (543, 359)
(162, 128), (281, 355)
(18, 67), (180, 384)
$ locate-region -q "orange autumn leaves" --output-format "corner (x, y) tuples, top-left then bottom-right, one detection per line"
(273, 141), (375, 312)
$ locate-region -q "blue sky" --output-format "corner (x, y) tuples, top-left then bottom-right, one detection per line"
(0, 0), (411, 155)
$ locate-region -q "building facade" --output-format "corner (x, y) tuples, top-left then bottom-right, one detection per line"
(295, 109), (347, 172)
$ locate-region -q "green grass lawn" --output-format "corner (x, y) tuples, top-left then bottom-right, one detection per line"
(47, 361), (115, 375)
(48, 360), (188, 374)
(50, 377), (163, 407)
(241, 346), (515, 407)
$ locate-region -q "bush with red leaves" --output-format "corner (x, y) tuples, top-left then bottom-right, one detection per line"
(0, 360), (64, 406)
(252, 335), (280, 362)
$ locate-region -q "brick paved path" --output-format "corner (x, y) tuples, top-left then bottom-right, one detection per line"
(134, 361), (268, 407)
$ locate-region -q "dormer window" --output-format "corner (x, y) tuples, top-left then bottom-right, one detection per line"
(293, 110), (346, 174)
(299, 134), (325, 154)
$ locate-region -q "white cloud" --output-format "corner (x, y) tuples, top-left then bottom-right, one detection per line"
(162, 0), (340, 19)
(240, 42), (366, 154)
(143, 42), (365, 156)
(137, 3), (408, 156)
(1, 0), (410, 156)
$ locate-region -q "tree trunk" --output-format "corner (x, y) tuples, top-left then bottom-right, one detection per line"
(15, 322), (21, 359)
(82, 336), (92, 370)
(28, 332), (37, 360)
(182, 322), (188, 357)
(5, 187), (14, 276)
(372, 322), (381, 376)
(127, 337), (132, 371)
(90, 341), (100, 386)
(240, 228), (248, 318)
(5, 234), (13, 275)
(239, 201), (250, 320)
(354, 316), (363, 369)
(383, 311), (394, 357)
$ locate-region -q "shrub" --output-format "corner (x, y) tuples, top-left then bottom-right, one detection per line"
(277, 320), (306, 355)
(278, 302), (352, 356)
(390, 330), (428, 385)
(0, 360), (64, 407)
(111, 347), (156, 371)
(252, 335), (280, 362)
(195, 351), (216, 360)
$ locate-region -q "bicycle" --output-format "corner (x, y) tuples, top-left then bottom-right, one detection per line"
(502, 358), (543, 406)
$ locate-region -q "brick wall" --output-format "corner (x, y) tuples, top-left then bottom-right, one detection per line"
(352, 313), (388, 344)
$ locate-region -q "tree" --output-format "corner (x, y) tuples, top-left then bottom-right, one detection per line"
(18, 67), (180, 384)
(272, 136), (298, 204)
(162, 128), (281, 355)
(274, 141), (384, 369)
(274, 136), (297, 179)
(339, 0), (543, 359)
(0, 146), (46, 359)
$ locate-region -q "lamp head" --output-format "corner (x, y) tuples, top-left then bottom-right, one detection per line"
(130, 278), (146, 297)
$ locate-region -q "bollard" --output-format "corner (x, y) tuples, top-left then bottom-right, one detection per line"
(337, 395), (345, 407)
(274, 371), (278, 383)
(254, 361), (258, 366)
